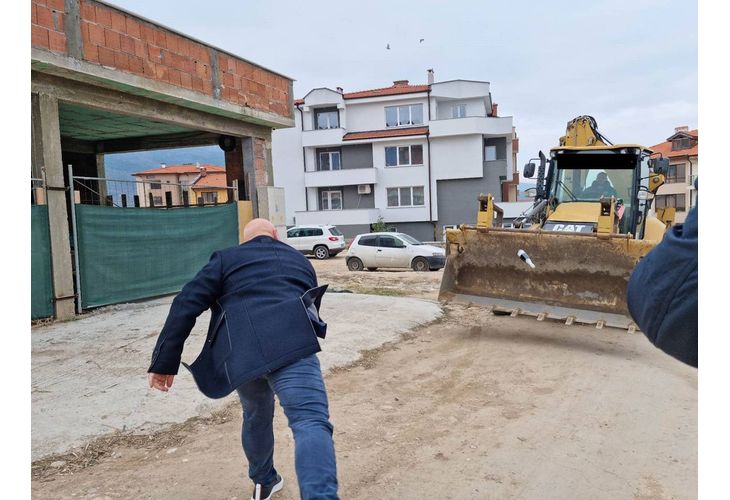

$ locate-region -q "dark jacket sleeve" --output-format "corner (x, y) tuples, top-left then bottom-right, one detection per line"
(148, 251), (223, 374)
(627, 205), (698, 367)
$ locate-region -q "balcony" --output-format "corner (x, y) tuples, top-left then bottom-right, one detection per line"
(301, 127), (344, 147)
(304, 167), (377, 188)
(429, 116), (513, 138)
(294, 208), (381, 226)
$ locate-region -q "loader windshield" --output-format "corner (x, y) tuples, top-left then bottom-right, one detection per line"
(550, 152), (639, 205)
(552, 168), (633, 203)
(550, 152), (640, 234)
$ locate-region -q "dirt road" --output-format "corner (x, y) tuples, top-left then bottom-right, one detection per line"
(32, 256), (697, 499)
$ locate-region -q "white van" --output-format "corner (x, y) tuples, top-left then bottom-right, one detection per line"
(345, 232), (445, 271)
(285, 225), (346, 259)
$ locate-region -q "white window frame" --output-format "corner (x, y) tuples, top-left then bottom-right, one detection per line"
(202, 192), (218, 204)
(452, 104), (467, 118)
(385, 104), (424, 128)
(321, 190), (343, 211)
(385, 144), (424, 167)
(386, 186), (426, 207)
(485, 145), (497, 161)
(318, 150), (341, 171)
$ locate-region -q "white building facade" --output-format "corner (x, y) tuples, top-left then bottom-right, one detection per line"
(650, 126), (698, 224)
(272, 72), (517, 241)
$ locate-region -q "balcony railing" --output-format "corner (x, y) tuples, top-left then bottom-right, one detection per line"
(294, 208), (380, 226)
(302, 127), (344, 147)
(304, 167), (377, 188)
(429, 115), (513, 138)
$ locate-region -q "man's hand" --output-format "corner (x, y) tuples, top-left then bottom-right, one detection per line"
(148, 373), (175, 392)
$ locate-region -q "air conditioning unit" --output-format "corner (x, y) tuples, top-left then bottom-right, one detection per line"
(357, 184), (372, 195)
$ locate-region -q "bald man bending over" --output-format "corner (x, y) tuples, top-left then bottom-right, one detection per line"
(148, 218), (339, 500)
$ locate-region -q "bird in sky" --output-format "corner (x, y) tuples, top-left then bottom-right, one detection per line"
(386, 43), (391, 50)
(419, 38), (425, 43)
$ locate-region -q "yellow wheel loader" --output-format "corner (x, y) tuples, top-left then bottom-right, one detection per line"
(439, 116), (672, 330)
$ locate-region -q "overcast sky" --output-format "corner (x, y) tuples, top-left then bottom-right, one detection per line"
(113, 0), (697, 176)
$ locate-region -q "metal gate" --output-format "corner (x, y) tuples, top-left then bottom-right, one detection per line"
(69, 168), (240, 311)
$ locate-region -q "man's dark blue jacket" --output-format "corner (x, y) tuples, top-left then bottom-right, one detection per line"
(627, 205), (697, 367)
(148, 235), (327, 398)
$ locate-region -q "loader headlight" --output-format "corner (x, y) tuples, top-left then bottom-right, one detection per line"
(637, 191), (649, 200)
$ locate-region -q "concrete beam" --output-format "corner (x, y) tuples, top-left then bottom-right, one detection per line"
(32, 49), (294, 130)
(97, 131), (220, 154)
(34, 93), (76, 320)
(32, 72), (273, 140)
(59, 136), (96, 154)
(60, 131), (220, 155)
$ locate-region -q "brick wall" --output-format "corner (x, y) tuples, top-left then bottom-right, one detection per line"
(31, 0), (292, 119)
(32, 0), (67, 55)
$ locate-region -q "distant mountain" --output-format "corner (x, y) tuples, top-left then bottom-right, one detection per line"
(104, 145), (225, 181)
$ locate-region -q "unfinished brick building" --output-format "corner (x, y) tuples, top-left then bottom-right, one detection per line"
(31, 0), (294, 319)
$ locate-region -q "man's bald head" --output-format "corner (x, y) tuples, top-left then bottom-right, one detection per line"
(243, 218), (278, 242)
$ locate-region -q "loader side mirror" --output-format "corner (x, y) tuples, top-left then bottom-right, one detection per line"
(523, 162), (535, 178)
(649, 157), (670, 175)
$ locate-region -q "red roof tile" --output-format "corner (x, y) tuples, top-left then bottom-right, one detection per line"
(191, 171), (228, 188)
(343, 84), (429, 100)
(294, 82), (429, 105)
(133, 164), (225, 176)
(650, 129), (698, 159)
(342, 126), (429, 141)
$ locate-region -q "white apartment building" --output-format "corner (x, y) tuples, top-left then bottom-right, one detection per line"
(272, 70), (517, 241)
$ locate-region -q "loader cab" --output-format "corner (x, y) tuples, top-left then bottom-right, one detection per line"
(545, 146), (648, 236)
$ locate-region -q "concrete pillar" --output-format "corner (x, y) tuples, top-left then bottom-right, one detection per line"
(263, 137), (274, 187)
(33, 93), (76, 319)
(31, 95), (44, 180)
(242, 137), (259, 216)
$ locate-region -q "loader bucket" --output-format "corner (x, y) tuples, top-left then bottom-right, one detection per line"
(438, 226), (657, 330)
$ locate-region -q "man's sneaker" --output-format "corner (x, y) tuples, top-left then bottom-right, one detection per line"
(251, 474), (284, 500)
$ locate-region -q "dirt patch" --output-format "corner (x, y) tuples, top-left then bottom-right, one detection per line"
(32, 404), (238, 482)
(311, 254), (443, 299)
(31, 303), (696, 500)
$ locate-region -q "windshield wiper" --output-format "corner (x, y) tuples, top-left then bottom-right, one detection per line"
(558, 180), (578, 201)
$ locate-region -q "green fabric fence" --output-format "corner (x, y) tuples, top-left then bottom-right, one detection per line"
(75, 203), (238, 309)
(31, 205), (54, 319)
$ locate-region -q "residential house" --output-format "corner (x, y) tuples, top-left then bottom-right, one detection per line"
(133, 164), (229, 207)
(272, 70), (517, 241)
(650, 126), (698, 223)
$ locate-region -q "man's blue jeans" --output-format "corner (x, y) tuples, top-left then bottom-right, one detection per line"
(235, 354), (339, 499)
